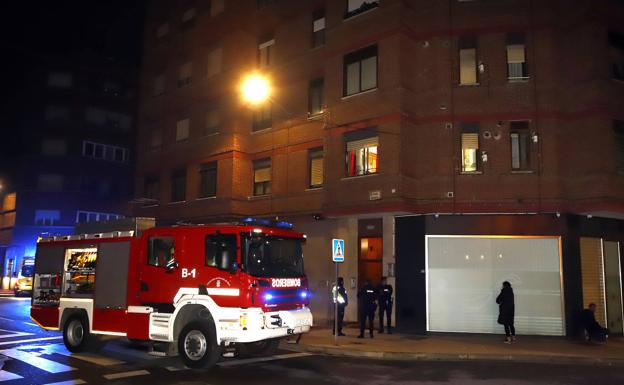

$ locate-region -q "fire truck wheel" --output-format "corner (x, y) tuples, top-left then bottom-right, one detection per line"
(237, 338), (280, 358)
(63, 317), (89, 353)
(178, 321), (221, 369)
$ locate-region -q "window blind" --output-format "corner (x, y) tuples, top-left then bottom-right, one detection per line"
(461, 133), (479, 150)
(347, 136), (378, 151)
(460, 48), (477, 84)
(507, 44), (525, 63)
(313, 17), (325, 32)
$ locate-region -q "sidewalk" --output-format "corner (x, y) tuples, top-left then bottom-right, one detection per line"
(281, 326), (624, 366)
(0, 289), (14, 297)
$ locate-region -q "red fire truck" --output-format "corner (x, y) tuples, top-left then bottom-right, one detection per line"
(30, 218), (313, 369)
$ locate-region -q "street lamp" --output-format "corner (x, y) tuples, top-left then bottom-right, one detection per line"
(240, 73), (271, 106)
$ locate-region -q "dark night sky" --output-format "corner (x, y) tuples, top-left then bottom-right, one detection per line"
(0, 1), (145, 188)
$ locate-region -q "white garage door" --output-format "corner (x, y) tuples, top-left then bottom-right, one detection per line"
(427, 236), (564, 336)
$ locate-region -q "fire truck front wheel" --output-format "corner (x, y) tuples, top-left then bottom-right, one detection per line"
(178, 321), (221, 369)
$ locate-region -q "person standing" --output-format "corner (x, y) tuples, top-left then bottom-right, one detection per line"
(331, 277), (348, 336)
(357, 279), (377, 338)
(377, 277), (393, 334)
(496, 281), (516, 344)
(581, 303), (608, 342)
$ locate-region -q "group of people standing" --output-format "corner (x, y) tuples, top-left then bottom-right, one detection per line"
(332, 277), (393, 338)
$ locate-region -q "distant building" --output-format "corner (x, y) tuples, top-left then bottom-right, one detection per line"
(0, 55), (137, 290)
(134, 0), (624, 336)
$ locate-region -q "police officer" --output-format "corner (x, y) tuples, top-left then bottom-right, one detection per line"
(357, 279), (377, 338)
(331, 277), (348, 336)
(377, 277), (394, 334)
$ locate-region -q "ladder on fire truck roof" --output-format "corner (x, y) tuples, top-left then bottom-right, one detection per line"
(38, 230), (136, 243)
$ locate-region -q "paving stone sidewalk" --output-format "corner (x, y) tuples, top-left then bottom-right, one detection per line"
(281, 326), (624, 366)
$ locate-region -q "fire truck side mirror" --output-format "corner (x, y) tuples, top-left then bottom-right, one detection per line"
(165, 259), (179, 272)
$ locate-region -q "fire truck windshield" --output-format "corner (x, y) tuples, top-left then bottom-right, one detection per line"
(243, 235), (305, 278)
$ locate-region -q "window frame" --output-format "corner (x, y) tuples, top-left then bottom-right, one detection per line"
(308, 77), (324, 116)
(148, 236), (175, 267)
(460, 123), (481, 173)
(252, 103), (272, 131)
(198, 162), (218, 199)
(253, 158), (272, 196)
(509, 121), (532, 171)
(312, 9), (326, 48)
(343, 45), (378, 97)
(258, 36), (275, 68)
(205, 233), (237, 269)
(506, 33), (529, 81)
(344, 130), (379, 177)
(170, 169), (187, 202)
(308, 147), (324, 188)
(459, 37), (478, 86)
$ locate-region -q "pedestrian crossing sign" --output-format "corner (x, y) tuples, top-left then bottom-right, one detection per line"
(332, 239), (345, 262)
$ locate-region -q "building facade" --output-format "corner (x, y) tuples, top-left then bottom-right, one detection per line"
(135, 0), (624, 336)
(0, 56), (137, 290)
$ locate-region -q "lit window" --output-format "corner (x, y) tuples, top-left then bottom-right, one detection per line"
(34, 210), (60, 226)
(343, 45), (377, 96)
(309, 148), (324, 187)
(253, 158), (271, 196)
(258, 36), (275, 68)
(176, 118), (190, 141)
(459, 37), (478, 85)
(345, 131), (378, 176)
(308, 78), (324, 116)
(178, 62), (193, 87)
(312, 10), (325, 48)
(461, 123), (480, 172)
(507, 33), (529, 80)
(510, 121), (532, 171)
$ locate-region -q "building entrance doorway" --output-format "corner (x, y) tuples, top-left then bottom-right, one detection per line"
(358, 237), (383, 288)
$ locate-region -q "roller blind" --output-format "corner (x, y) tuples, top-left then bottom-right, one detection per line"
(313, 17), (325, 32)
(347, 136), (378, 151)
(460, 48), (477, 84)
(461, 133), (479, 150)
(176, 119), (190, 141)
(507, 44), (526, 64)
(254, 167), (271, 183)
(310, 156), (323, 186)
(580, 237), (607, 326)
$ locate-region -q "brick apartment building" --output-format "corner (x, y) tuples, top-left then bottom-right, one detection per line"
(135, 0), (624, 336)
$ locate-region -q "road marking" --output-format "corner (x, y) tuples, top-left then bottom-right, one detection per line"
(42, 343), (126, 366)
(0, 329), (33, 339)
(217, 352), (313, 367)
(0, 370), (23, 381)
(43, 380), (86, 385)
(102, 370), (150, 380)
(0, 348), (75, 373)
(24, 322), (39, 327)
(165, 365), (189, 372)
(0, 336), (62, 346)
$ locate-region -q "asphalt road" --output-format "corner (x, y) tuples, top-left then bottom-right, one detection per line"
(1, 296), (624, 385)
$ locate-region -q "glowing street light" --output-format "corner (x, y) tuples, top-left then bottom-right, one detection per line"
(240, 73), (271, 106)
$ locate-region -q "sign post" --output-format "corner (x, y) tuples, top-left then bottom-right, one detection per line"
(332, 238), (345, 346)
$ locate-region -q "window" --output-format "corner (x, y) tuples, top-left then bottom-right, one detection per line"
(258, 36), (275, 68)
(37, 174), (64, 192)
(44, 105), (70, 121)
(176, 118), (190, 141)
(171, 169), (187, 202)
(199, 162), (217, 198)
(459, 37), (478, 85)
(345, 0), (379, 19)
(609, 31), (624, 80)
(312, 10), (325, 48)
(205, 234), (236, 268)
(460, 123), (480, 172)
(75, 211), (122, 223)
(344, 45), (377, 96)
(252, 104), (272, 131)
(178, 62), (193, 87)
(144, 176), (160, 200)
(345, 130), (378, 176)
(207, 47), (222, 77)
(153, 74), (165, 96)
(149, 130), (163, 150)
(34, 210), (60, 226)
(47, 72), (73, 88)
(507, 33), (528, 80)
(82, 141), (128, 162)
(309, 148), (324, 188)
(615, 120), (624, 171)
(210, 0), (225, 16)
(182, 8), (197, 24)
(253, 158), (271, 196)
(204, 106), (220, 136)
(42, 140), (67, 156)
(308, 78), (324, 116)
(156, 22), (169, 38)
(510, 121), (532, 171)
(148, 236), (175, 267)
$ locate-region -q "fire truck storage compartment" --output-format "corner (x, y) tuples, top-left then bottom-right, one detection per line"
(92, 241), (131, 332)
(32, 245), (65, 328)
(63, 246), (97, 296)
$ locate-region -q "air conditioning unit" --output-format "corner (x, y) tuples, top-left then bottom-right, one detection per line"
(446, 191), (454, 198)
(445, 122), (453, 130)
(369, 190), (382, 200)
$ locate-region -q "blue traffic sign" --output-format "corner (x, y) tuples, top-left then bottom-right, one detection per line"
(332, 239), (345, 262)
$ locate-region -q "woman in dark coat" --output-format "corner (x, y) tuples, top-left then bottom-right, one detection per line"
(496, 281), (516, 343)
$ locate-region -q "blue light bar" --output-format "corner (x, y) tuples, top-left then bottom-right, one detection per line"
(241, 217), (294, 229)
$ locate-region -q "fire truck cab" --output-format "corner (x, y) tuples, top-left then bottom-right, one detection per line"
(30, 219), (313, 369)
